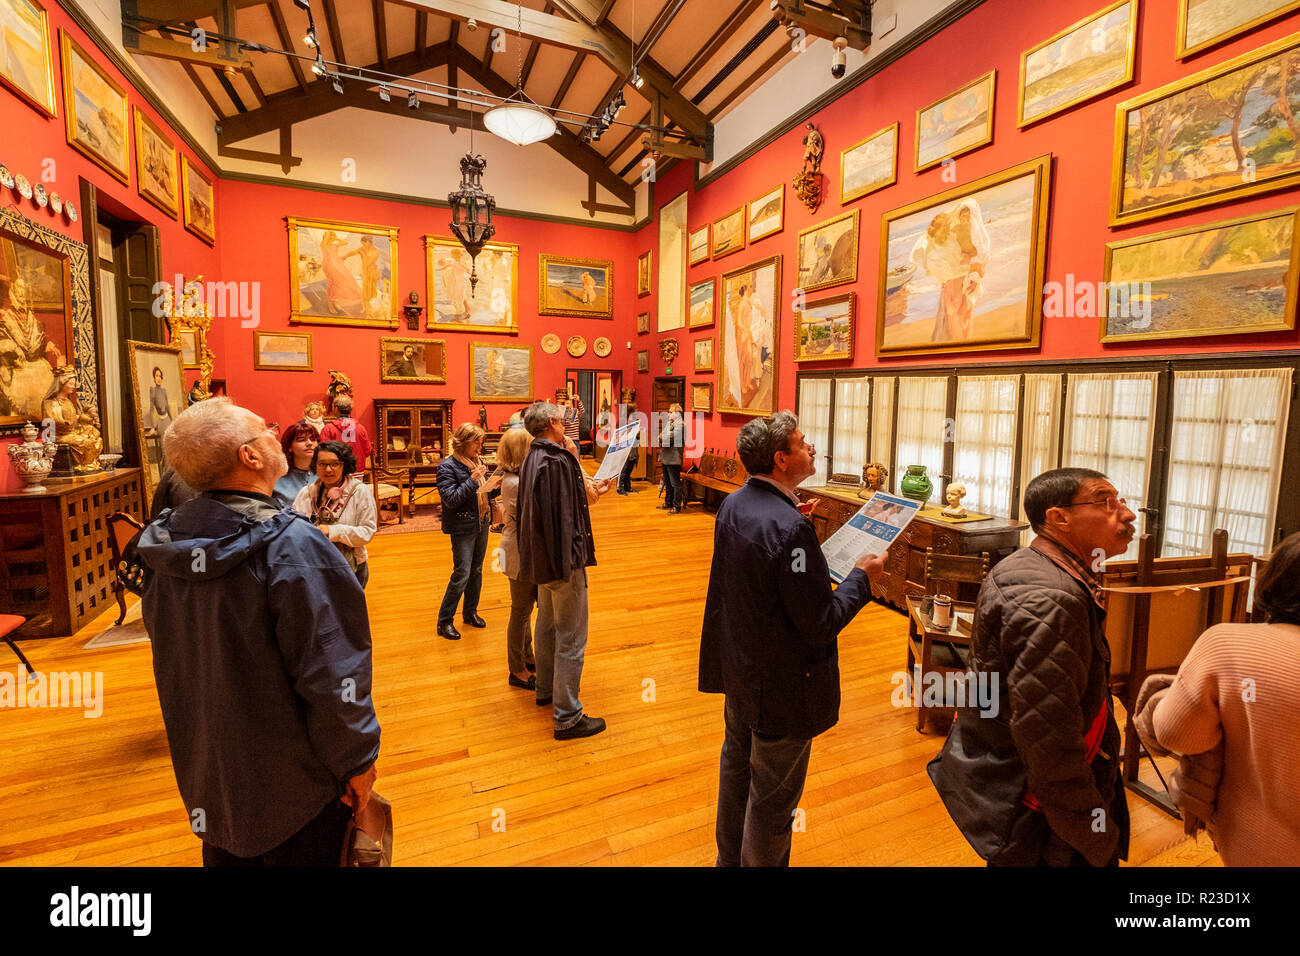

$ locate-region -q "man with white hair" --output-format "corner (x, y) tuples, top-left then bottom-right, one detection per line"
(137, 398), (380, 866)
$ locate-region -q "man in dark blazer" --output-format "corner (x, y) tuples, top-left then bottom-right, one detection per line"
(699, 411), (885, 866)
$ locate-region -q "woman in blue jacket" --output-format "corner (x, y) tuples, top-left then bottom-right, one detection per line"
(435, 423), (501, 640)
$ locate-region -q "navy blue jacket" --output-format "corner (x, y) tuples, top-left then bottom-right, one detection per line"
(517, 437), (595, 586)
(437, 456), (497, 536)
(138, 491), (381, 858)
(700, 478), (873, 739)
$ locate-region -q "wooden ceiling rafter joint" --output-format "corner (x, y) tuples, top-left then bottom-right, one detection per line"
(373, 0), (390, 68)
(770, 0), (871, 50)
(324, 0), (348, 63)
(121, 0), (253, 71)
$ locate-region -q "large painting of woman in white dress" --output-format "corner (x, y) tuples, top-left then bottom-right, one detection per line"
(425, 236), (518, 333)
(718, 255), (781, 416)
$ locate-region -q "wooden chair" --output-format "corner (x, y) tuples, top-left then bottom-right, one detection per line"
(107, 512), (145, 626)
(368, 465), (410, 525)
(0, 614), (34, 677)
(924, 549), (990, 598)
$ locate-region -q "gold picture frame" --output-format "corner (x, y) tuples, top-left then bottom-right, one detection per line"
(796, 209), (860, 294)
(1018, 0), (1137, 128)
(637, 311), (650, 334)
(711, 205), (747, 260)
(718, 254), (781, 417)
(182, 156), (215, 244)
(1110, 31), (1300, 227)
(693, 336), (715, 372)
(253, 330), (313, 371)
(915, 70), (996, 173)
(1177, 0), (1300, 58)
(287, 215), (398, 328)
(425, 235), (519, 334)
(174, 327), (201, 369)
(690, 381), (713, 414)
(380, 336), (448, 384)
(127, 340), (184, 509)
(793, 291), (855, 363)
(637, 250), (652, 296)
(636, 349), (650, 372)
(840, 122), (898, 204)
(747, 185), (785, 243)
(688, 276), (716, 329)
(469, 341), (534, 402)
(60, 30), (128, 184)
(1100, 206), (1300, 342)
(0, 0), (56, 117)
(688, 224), (711, 265)
(539, 253), (614, 318)
(133, 106), (178, 218)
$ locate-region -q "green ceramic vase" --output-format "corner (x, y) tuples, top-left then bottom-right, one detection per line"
(900, 465), (932, 502)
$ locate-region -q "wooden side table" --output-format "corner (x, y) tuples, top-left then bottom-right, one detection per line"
(905, 595), (976, 733)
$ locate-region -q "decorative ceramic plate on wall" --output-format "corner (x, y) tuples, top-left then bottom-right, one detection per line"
(50, 193), (62, 213)
(0, 166), (13, 189)
(541, 333), (561, 354)
(15, 173), (32, 199)
(566, 335), (587, 357)
(34, 183), (47, 208)
(593, 337), (612, 357)
(65, 201), (78, 222)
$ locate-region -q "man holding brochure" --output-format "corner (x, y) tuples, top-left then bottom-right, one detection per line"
(699, 410), (886, 866)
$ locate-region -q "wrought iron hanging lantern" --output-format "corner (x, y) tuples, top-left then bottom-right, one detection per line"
(448, 150), (496, 295)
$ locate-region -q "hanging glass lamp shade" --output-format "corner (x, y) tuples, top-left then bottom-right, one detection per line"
(448, 152), (497, 294)
(484, 91), (557, 146)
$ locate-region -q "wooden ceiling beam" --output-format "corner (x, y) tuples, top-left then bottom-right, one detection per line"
(130, 0), (262, 25)
(549, 52), (585, 110)
(265, 0), (309, 94)
(517, 6), (550, 91)
(323, 0), (347, 63)
(770, 0), (870, 50)
(373, 0), (389, 68)
(415, 10), (428, 56)
(181, 60), (227, 118)
(676, 0), (761, 87)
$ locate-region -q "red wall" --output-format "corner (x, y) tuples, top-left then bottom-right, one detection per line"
(632, 0), (1300, 456)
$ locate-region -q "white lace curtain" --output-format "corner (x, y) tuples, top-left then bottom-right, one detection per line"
(895, 376), (947, 504)
(953, 374), (1019, 517)
(870, 376), (895, 475)
(833, 375), (870, 480)
(797, 378), (832, 487)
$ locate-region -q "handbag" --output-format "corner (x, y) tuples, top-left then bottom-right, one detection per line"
(340, 792), (393, 867)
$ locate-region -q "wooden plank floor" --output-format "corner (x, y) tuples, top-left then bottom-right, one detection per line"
(0, 476), (1219, 867)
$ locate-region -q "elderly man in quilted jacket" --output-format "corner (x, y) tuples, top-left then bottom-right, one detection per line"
(929, 467), (1137, 867)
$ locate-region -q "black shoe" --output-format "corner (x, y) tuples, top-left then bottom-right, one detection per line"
(509, 674), (536, 690)
(462, 613), (487, 628)
(526, 661), (536, 673)
(437, 622), (461, 641)
(616, 490), (628, 495)
(656, 504), (670, 510)
(536, 696), (552, 707)
(667, 508), (681, 514)
(554, 715), (607, 740)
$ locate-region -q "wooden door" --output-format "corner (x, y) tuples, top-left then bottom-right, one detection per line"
(649, 376), (685, 483)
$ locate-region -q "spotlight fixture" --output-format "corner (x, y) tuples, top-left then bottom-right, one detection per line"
(331, 76), (344, 94)
(612, 90), (625, 115)
(632, 66), (644, 89)
(311, 55), (325, 76)
(303, 29), (316, 48)
(292, 0), (310, 10)
(378, 84), (390, 103)
(407, 90), (420, 109)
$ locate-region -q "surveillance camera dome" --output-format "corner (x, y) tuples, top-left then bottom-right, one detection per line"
(466, 17), (478, 30)
(831, 47), (847, 79)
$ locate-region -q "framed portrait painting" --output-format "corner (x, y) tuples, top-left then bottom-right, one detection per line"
(60, 30), (128, 184)
(425, 235), (518, 333)
(878, 154), (1051, 357)
(693, 336), (715, 372)
(690, 381), (713, 414)
(747, 185), (784, 243)
(1177, 0), (1300, 58)
(718, 255), (781, 416)
(133, 106), (178, 217)
(252, 331), (312, 371)
(711, 206), (746, 260)
(288, 216), (398, 328)
(182, 157), (215, 244)
(0, 0), (56, 116)
(916, 70), (995, 172)
(689, 225), (710, 265)
(637, 250), (652, 296)
(380, 336), (447, 384)
(1019, 0), (1136, 128)
(0, 230), (72, 429)
(688, 277), (715, 328)
(841, 123), (898, 204)
(539, 254), (613, 318)
(794, 292), (855, 363)
(797, 209), (859, 294)
(469, 341), (533, 402)
(127, 340), (184, 508)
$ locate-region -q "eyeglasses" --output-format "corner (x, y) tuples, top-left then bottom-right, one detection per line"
(317, 461), (344, 470)
(1061, 495), (1128, 513)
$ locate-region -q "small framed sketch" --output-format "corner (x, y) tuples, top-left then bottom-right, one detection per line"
(689, 224), (710, 265)
(690, 381), (713, 414)
(688, 277), (715, 329)
(182, 157), (216, 244)
(133, 106), (178, 218)
(693, 336), (715, 372)
(174, 327), (201, 369)
(916, 70), (995, 172)
(793, 292), (855, 363)
(253, 330), (313, 371)
(636, 350), (650, 373)
(637, 250), (652, 296)
(539, 254), (613, 318)
(637, 311), (650, 334)
(711, 205), (747, 260)
(841, 123), (898, 203)
(380, 336), (447, 384)
(747, 185), (784, 243)
(60, 30), (129, 184)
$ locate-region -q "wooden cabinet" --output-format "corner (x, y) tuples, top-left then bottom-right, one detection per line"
(373, 398), (455, 471)
(797, 485), (1027, 611)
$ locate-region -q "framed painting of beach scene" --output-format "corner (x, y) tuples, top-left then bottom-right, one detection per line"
(711, 205), (746, 260)
(288, 216), (397, 328)
(1178, 0), (1300, 58)
(841, 123), (898, 204)
(1111, 33), (1300, 226)
(0, 0), (55, 116)
(425, 236), (518, 333)
(539, 254), (613, 318)
(747, 185), (784, 243)
(638, 250), (652, 296)
(693, 336), (715, 372)
(878, 154), (1051, 357)
(253, 331), (312, 371)
(916, 70), (995, 172)
(60, 30), (128, 184)
(690, 381), (713, 413)
(182, 157), (215, 244)
(379, 336), (447, 384)
(797, 209), (859, 294)
(718, 255), (781, 416)
(1101, 206), (1299, 342)
(794, 292), (855, 363)
(689, 224), (710, 265)
(688, 277), (716, 328)
(469, 341), (533, 402)
(133, 106), (178, 218)
(1019, 0), (1137, 128)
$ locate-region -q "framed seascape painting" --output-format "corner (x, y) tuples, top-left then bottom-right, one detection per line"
(794, 292), (855, 363)
(658, 191), (688, 330)
(637, 250), (652, 296)
(1178, 0), (1300, 58)
(127, 340), (184, 508)
(841, 123), (898, 204)
(688, 277), (716, 328)
(426, 236), (518, 333)
(878, 154), (1051, 357)
(797, 209), (859, 294)
(636, 350), (649, 373)
(0, 0), (55, 116)
(689, 224), (710, 265)
(916, 70), (996, 172)
(288, 216), (397, 328)
(60, 30), (128, 184)
(469, 341), (533, 402)
(1111, 33), (1300, 226)
(182, 157), (215, 244)
(747, 185), (784, 243)
(718, 255), (781, 417)
(690, 381), (713, 414)
(1101, 206), (1299, 342)
(252, 331), (312, 371)
(637, 311), (650, 334)
(693, 336), (715, 372)
(133, 106), (178, 218)
(379, 336), (447, 384)
(711, 205), (746, 260)
(539, 254), (613, 319)
(1018, 0), (1137, 128)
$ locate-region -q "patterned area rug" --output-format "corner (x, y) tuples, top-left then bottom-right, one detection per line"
(83, 604), (150, 649)
(376, 510), (442, 535)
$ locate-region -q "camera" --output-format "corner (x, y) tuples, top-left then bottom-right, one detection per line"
(831, 36), (847, 79)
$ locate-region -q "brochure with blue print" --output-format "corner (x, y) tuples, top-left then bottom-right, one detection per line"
(592, 422), (640, 482)
(822, 492), (922, 583)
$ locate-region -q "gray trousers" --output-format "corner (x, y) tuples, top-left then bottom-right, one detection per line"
(534, 567), (589, 731)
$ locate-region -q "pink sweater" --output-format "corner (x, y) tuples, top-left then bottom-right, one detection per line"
(1153, 622), (1300, 866)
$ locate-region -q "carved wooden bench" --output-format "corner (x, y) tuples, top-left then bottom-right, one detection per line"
(681, 448), (748, 510)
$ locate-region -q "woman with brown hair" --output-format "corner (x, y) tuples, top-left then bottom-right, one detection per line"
(1135, 532), (1300, 865)
(435, 422), (501, 640)
(273, 420), (319, 507)
(495, 426), (537, 688)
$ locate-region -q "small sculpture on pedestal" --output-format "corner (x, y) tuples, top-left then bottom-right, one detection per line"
(326, 369), (353, 416)
(942, 481), (968, 519)
(7, 421), (57, 492)
(42, 367), (103, 473)
(858, 461), (889, 500)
